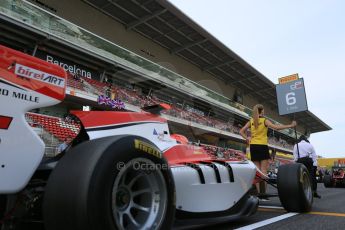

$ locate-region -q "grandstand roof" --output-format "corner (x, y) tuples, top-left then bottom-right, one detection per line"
(83, 0), (331, 133)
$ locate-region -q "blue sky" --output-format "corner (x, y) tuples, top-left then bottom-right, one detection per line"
(170, 0), (345, 158)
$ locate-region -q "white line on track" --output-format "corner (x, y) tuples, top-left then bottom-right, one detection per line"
(258, 205), (284, 210)
(234, 212), (298, 230)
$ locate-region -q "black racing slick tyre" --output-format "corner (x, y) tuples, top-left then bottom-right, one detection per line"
(277, 163), (313, 212)
(323, 175), (333, 188)
(43, 135), (175, 230)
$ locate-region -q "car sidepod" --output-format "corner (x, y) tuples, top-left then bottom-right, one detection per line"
(171, 160), (258, 226)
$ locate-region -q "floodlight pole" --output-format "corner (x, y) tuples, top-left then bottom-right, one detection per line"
(293, 113), (300, 159)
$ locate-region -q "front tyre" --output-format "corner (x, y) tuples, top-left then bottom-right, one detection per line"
(43, 135), (175, 230)
(277, 163), (313, 212)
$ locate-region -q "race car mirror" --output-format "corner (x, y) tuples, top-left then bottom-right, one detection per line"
(276, 78), (308, 115)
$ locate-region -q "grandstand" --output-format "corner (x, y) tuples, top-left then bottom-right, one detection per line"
(26, 112), (81, 141)
(0, 0), (330, 162)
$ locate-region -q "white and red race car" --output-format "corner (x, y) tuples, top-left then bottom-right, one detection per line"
(0, 45), (313, 230)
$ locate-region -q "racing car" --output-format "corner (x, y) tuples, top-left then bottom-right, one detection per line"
(0, 45), (313, 229)
(324, 166), (345, 188)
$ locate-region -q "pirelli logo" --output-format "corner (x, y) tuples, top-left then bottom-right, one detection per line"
(15, 63), (65, 88)
(278, 73), (299, 84)
(134, 139), (161, 158)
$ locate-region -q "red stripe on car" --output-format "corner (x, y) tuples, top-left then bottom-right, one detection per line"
(71, 111), (167, 128)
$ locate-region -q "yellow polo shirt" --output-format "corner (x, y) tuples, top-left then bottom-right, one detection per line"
(250, 117), (268, 145)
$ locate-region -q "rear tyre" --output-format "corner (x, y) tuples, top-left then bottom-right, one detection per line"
(323, 175), (333, 188)
(43, 135), (175, 230)
(277, 163), (313, 212)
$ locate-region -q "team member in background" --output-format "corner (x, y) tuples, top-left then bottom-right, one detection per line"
(240, 104), (296, 200)
(293, 135), (321, 198)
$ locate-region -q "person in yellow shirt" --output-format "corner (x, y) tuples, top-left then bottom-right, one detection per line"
(240, 104), (296, 198)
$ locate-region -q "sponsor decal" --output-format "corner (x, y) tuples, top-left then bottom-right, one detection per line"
(153, 129), (158, 135)
(15, 64), (65, 88)
(0, 88), (9, 96)
(290, 80), (303, 91)
(193, 150), (204, 155)
(0, 86), (39, 103)
(279, 73), (299, 84)
(12, 91), (39, 103)
(153, 129), (172, 142)
(157, 133), (165, 141)
(134, 139), (161, 158)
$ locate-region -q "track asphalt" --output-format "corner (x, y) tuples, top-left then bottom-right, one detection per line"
(194, 184), (345, 230)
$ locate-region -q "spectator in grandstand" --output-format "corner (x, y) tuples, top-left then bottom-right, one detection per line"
(110, 86), (116, 100)
(57, 137), (70, 154)
(240, 104), (296, 200)
(63, 113), (72, 123)
(73, 73), (83, 83)
(105, 85), (111, 98)
(293, 135), (321, 198)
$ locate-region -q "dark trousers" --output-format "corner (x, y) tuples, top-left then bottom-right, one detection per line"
(313, 166), (318, 190)
(297, 157), (317, 192)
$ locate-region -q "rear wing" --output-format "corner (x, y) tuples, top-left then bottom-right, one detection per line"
(0, 45), (66, 102)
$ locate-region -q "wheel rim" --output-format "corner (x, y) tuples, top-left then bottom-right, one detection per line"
(112, 158), (167, 230)
(301, 170), (313, 203)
